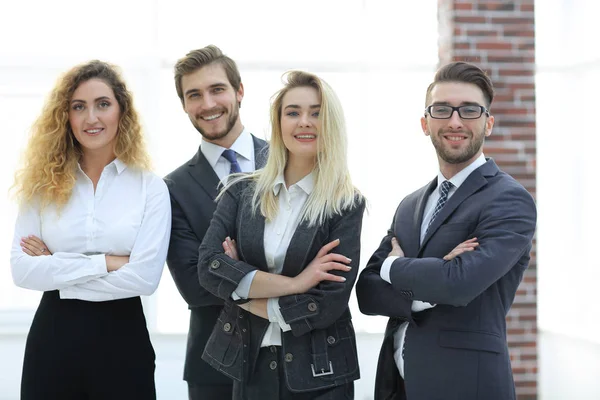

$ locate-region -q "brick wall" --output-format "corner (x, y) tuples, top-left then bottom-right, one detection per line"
(437, 0), (537, 398)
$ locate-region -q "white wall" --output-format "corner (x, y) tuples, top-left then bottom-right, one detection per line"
(0, 0), (439, 335)
(536, 0), (600, 345)
(536, 0), (600, 398)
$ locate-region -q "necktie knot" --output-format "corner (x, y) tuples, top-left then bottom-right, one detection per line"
(221, 149), (242, 174)
(439, 180), (454, 197)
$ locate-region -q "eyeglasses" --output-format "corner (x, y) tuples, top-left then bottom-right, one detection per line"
(425, 105), (489, 120)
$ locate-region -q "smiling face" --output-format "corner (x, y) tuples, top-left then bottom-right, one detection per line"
(181, 63), (244, 145)
(280, 86), (321, 165)
(421, 81), (494, 176)
(68, 78), (121, 158)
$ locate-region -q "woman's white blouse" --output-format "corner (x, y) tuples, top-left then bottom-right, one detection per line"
(10, 159), (171, 302)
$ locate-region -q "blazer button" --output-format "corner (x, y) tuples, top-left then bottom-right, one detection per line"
(307, 302), (318, 312)
(269, 361), (278, 370)
(327, 336), (336, 345)
(223, 322), (232, 332)
(284, 353), (293, 362)
(210, 260), (220, 270)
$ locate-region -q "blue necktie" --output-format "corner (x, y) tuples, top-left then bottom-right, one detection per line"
(221, 149), (242, 174)
(427, 180), (454, 233)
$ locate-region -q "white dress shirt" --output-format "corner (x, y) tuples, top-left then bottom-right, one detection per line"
(380, 153), (487, 378)
(200, 128), (255, 183)
(234, 172), (315, 347)
(10, 159), (172, 302)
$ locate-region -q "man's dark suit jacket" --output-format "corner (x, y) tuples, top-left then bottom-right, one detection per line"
(356, 159), (537, 400)
(165, 135), (268, 386)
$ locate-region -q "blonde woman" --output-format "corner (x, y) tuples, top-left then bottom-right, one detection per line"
(10, 60), (171, 400)
(197, 71), (365, 399)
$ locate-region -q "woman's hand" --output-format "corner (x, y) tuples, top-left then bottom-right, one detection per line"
(222, 236), (239, 261)
(443, 237), (479, 261)
(292, 239), (352, 294)
(20, 235), (52, 256)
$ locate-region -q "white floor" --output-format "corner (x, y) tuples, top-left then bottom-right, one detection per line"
(1, 331), (598, 400)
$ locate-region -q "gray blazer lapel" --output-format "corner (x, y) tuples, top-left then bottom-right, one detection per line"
(238, 193), (269, 271)
(281, 220), (319, 277)
(186, 149), (220, 201)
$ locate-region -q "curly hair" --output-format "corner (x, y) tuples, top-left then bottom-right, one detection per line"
(13, 60), (151, 209)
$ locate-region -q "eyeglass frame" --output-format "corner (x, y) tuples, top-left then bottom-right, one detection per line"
(424, 104), (490, 120)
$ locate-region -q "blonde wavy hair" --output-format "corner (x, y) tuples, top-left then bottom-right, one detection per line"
(228, 71), (361, 226)
(13, 60), (150, 209)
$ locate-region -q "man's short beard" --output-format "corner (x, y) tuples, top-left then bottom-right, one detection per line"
(431, 127), (485, 165)
(192, 105), (239, 141)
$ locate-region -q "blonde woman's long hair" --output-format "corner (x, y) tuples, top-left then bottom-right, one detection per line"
(231, 70), (361, 226)
(13, 60), (151, 209)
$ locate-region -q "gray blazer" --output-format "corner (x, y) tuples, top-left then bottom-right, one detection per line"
(357, 159), (537, 400)
(164, 135), (268, 385)
(197, 180), (365, 393)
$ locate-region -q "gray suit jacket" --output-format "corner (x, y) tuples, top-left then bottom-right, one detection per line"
(197, 180), (365, 392)
(357, 159), (537, 400)
(164, 135), (268, 384)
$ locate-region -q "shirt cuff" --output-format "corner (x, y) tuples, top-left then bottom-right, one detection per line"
(90, 254), (108, 274)
(380, 256), (399, 284)
(411, 301), (436, 312)
(267, 297), (292, 332)
(231, 270), (257, 300)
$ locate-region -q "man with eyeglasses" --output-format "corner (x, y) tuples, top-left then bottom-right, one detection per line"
(357, 61), (537, 400)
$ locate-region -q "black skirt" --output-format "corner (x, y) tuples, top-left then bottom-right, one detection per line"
(21, 290), (156, 400)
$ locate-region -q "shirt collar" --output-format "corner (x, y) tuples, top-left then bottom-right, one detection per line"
(437, 153), (486, 190)
(273, 171), (315, 196)
(200, 127), (253, 168)
(112, 158), (127, 174)
(77, 158), (127, 175)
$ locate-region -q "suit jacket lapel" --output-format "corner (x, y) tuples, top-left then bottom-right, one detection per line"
(186, 148), (220, 200)
(252, 135), (269, 169)
(185, 135), (268, 201)
(419, 161), (495, 251)
(404, 178), (437, 257)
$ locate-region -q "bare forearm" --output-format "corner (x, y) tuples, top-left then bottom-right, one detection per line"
(247, 271), (297, 298)
(239, 298), (269, 320)
(105, 255), (129, 272)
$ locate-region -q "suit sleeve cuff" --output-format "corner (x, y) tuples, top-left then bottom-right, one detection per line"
(268, 297), (292, 332)
(231, 270), (257, 300)
(381, 256), (399, 283)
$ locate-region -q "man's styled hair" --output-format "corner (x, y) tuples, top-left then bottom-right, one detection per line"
(425, 62), (495, 108)
(174, 45), (242, 104)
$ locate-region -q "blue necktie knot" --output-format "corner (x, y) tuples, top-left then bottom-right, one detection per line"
(221, 149), (242, 174)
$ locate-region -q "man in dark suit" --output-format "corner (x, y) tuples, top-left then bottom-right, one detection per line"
(356, 61), (536, 400)
(165, 45), (268, 400)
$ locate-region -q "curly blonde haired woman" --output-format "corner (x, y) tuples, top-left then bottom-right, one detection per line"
(10, 60), (171, 400)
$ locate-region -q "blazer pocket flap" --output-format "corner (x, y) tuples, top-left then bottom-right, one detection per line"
(438, 330), (504, 354)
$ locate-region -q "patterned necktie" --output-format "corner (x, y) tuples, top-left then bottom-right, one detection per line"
(221, 149), (242, 174)
(427, 180), (454, 233)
